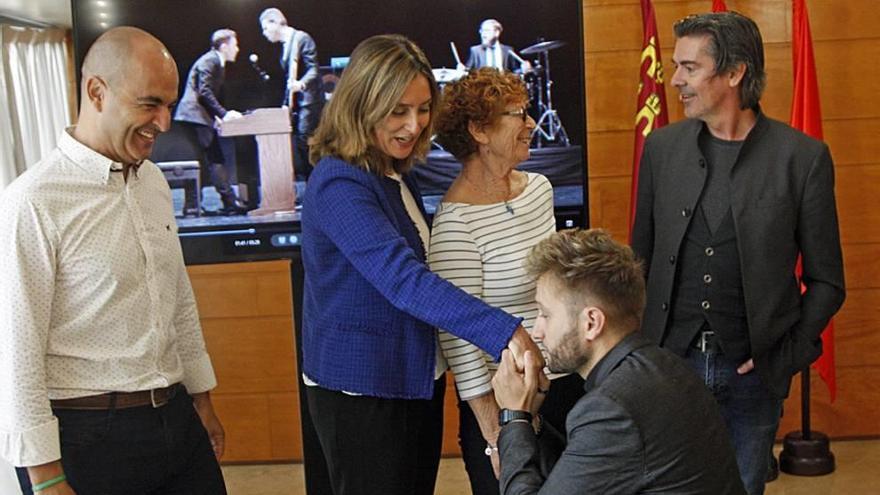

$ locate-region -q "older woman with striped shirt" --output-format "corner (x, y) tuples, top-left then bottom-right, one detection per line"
(428, 68), (585, 495)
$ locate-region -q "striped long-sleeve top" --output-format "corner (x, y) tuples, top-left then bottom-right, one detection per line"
(428, 172), (564, 401)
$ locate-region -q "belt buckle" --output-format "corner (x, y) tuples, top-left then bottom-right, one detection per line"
(699, 331), (715, 353)
(150, 386), (171, 408)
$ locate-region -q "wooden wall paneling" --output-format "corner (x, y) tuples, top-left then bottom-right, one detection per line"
(441, 374), (462, 456)
(187, 260), (292, 319)
(833, 289), (880, 368)
(587, 130), (635, 178)
(211, 394), (274, 462)
(200, 316), (298, 393)
(188, 260), (300, 463)
(836, 164), (880, 245)
(814, 40), (880, 121)
(808, 0), (880, 42)
(589, 176), (632, 241)
(841, 245), (880, 290)
(269, 392), (303, 460)
(824, 119), (880, 167)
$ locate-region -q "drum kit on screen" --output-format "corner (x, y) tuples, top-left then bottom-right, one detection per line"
(433, 38), (570, 148)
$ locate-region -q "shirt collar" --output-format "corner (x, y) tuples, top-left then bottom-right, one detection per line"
(57, 127), (136, 184)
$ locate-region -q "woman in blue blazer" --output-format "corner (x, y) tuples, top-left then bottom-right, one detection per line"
(300, 34), (539, 495)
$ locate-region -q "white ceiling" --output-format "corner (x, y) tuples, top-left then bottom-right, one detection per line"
(0, 0), (71, 27)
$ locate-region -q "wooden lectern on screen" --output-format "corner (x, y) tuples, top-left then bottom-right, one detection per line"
(218, 107), (296, 216)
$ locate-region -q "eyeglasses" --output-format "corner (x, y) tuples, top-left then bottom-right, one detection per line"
(500, 107), (528, 122)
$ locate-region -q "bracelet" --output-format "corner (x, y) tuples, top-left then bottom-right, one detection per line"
(32, 473), (67, 492)
(484, 443), (498, 456)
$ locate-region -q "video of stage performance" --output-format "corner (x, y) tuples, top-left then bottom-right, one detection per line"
(72, 0), (587, 262)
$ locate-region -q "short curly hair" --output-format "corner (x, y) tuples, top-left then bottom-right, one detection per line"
(434, 68), (529, 160)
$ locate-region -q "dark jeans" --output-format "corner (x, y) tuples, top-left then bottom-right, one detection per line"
(305, 377), (445, 495)
(16, 390), (225, 495)
(459, 373), (584, 495)
(685, 347), (784, 495)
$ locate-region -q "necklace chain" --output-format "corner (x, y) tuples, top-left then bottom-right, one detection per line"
(460, 172), (516, 214)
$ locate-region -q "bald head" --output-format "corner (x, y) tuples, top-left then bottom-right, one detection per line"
(82, 26), (177, 90)
(75, 26), (180, 166)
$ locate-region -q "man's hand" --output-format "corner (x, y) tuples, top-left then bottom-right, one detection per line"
(737, 358), (755, 375)
(289, 80), (304, 94)
(27, 460), (76, 494)
(191, 392), (225, 459)
(507, 326), (545, 370)
(493, 349), (542, 412)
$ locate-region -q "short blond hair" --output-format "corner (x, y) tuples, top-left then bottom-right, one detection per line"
(309, 34), (438, 175)
(527, 229), (646, 331)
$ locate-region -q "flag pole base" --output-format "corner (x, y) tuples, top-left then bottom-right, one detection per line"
(779, 430), (835, 476)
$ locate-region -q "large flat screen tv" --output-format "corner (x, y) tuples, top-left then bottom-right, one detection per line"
(72, 0), (588, 264)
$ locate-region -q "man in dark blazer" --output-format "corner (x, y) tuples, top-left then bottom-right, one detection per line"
(259, 7), (325, 180)
(631, 12), (845, 494)
(459, 19), (530, 73)
(174, 28), (247, 215)
(492, 229), (745, 495)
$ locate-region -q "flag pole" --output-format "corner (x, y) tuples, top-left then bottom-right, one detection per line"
(779, 367), (835, 475)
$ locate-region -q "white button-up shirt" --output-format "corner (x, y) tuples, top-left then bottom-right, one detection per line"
(0, 129), (217, 466)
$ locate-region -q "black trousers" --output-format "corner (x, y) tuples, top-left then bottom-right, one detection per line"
(16, 391), (226, 495)
(291, 102), (322, 181)
(306, 377), (445, 495)
(181, 122), (239, 208)
(458, 372), (585, 495)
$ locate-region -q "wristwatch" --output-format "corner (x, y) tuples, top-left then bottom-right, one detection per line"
(498, 408), (533, 427)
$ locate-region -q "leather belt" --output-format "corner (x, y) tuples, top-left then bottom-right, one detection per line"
(50, 383), (181, 410)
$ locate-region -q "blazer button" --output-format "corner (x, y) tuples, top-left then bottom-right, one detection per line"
(661, 302), (668, 311)
(681, 208), (692, 217)
(705, 247), (715, 256)
(699, 159), (706, 168)
(703, 274), (712, 284)
(701, 300), (711, 310)
(669, 255), (676, 265)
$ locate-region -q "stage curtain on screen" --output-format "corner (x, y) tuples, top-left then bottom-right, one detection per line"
(0, 24), (72, 192)
(629, 0), (669, 236)
(790, 0), (837, 402)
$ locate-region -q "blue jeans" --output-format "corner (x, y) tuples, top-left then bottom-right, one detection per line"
(685, 347), (783, 495)
(17, 390), (225, 494)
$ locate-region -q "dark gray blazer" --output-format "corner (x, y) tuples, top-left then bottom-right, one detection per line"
(631, 113), (845, 398)
(281, 28), (322, 108)
(498, 333), (745, 495)
(174, 51), (227, 127)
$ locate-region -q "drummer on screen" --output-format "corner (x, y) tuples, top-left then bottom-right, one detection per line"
(458, 19), (531, 73)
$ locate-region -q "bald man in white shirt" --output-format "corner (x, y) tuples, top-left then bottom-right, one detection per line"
(0, 27), (226, 495)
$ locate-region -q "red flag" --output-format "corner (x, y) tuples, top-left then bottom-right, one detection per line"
(629, 0), (669, 235)
(791, 0), (836, 401)
(712, 0), (729, 11)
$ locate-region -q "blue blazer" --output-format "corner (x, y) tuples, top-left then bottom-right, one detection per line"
(301, 157), (521, 399)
